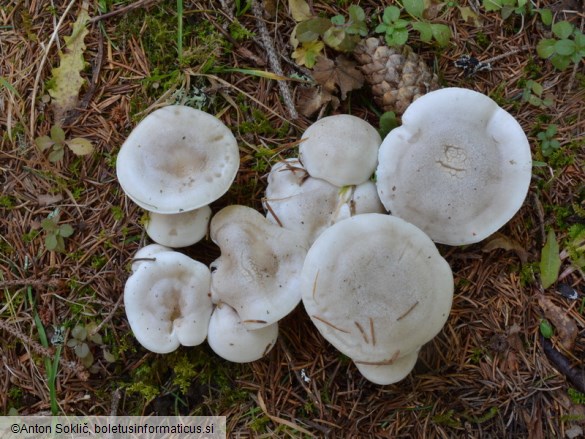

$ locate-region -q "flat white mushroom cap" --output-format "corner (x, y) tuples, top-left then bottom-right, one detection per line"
(124, 251), (212, 354)
(207, 303), (278, 363)
(116, 105), (239, 213)
(146, 205), (212, 248)
(376, 87), (532, 245)
(210, 205), (309, 330)
(264, 159), (340, 244)
(299, 115), (381, 186)
(301, 214), (453, 382)
(131, 244), (172, 272)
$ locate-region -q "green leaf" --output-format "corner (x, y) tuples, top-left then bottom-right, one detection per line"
(41, 218), (57, 232)
(529, 80), (543, 96)
(550, 53), (571, 70)
(292, 41), (324, 68)
(545, 124), (557, 137)
(539, 319), (554, 339)
(537, 8), (552, 26)
(35, 135), (55, 151)
(50, 125), (66, 144)
(500, 6), (513, 19)
(66, 137), (94, 156)
(540, 230), (561, 289)
(388, 28), (409, 46)
(72, 325), (87, 341)
(45, 234), (58, 251)
(47, 3), (90, 121)
(103, 349), (116, 363)
(412, 22), (433, 43)
(536, 39), (556, 58)
(331, 15), (345, 26)
(348, 4), (366, 23)
(431, 23), (451, 46)
(383, 6), (401, 24)
(48, 146), (65, 163)
(379, 111), (398, 138)
(482, 0), (503, 12)
(375, 23), (388, 34)
(288, 0), (311, 22)
(75, 342), (90, 358)
(394, 19), (410, 30)
(403, 0), (426, 19)
(323, 27), (346, 49)
(552, 21), (574, 39)
(296, 18), (331, 42)
(59, 224), (74, 237)
(554, 39), (576, 56)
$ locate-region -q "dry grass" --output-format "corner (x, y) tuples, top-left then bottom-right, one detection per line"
(1, 0), (584, 436)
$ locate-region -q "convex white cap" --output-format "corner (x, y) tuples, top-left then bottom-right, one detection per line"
(299, 115), (381, 186)
(207, 303), (278, 363)
(376, 87), (532, 245)
(124, 250), (213, 354)
(210, 205), (309, 330)
(116, 105), (239, 213)
(301, 214), (453, 385)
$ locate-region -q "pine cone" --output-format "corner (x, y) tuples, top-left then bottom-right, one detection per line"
(354, 38), (439, 115)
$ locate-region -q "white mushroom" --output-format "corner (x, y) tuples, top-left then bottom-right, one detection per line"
(131, 243), (172, 272)
(299, 115), (381, 186)
(210, 205), (309, 330)
(376, 87), (532, 245)
(207, 303), (278, 363)
(116, 105), (239, 213)
(331, 180), (385, 224)
(301, 213), (453, 385)
(124, 251), (212, 354)
(145, 205), (211, 248)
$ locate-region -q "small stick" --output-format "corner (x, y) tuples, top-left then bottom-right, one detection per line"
(263, 200), (283, 227)
(311, 271), (319, 301)
(354, 321), (369, 344)
(396, 301), (419, 321)
(354, 350), (400, 366)
(369, 317), (376, 347)
(312, 315), (350, 334)
(89, 0), (162, 23)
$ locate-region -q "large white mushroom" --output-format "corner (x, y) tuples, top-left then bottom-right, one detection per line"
(124, 250), (213, 354)
(210, 205), (309, 330)
(299, 114), (381, 186)
(376, 87), (532, 245)
(301, 213), (453, 385)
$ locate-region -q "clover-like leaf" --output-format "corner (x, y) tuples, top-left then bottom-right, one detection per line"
(554, 39), (576, 56)
(50, 125), (66, 144)
(66, 137), (94, 156)
(72, 325), (88, 341)
(383, 6), (401, 24)
(48, 146), (65, 163)
(35, 135), (55, 151)
(412, 22), (433, 43)
(430, 23), (451, 46)
(331, 14), (345, 26)
(552, 21), (574, 40)
(59, 224), (74, 238)
(296, 17), (331, 43)
(75, 342), (90, 358)
(323, 27), (346, 49)
(45, 234), (58, 251)
(550, 54), (571, 70)
(537, 39), (556, 58)
(292, 41), (325, 67)
(403, 0), (426, 19)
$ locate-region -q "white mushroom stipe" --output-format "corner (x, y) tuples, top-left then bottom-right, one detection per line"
(116, 105), (240, 213)
(301, 214), (453, 385)
(207, 303), (278, 363)
(124, 251), (212, 354)
(146, 205), (211, 248)
(299, 114), (381, 186)
(376, 87), (532, 245)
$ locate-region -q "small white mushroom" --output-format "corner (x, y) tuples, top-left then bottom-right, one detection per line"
(299, 115), (381, 186)
(124, 251), (213, 354)
(210, 205), (309, 330)
(116, 105), (240, 213)
(207, 303), (278, 363)
(145, 205), (212, 248)
(301, 213), (453, 385)
(376, 87), (532, 245)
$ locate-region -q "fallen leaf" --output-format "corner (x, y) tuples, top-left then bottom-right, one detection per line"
(540, 230), (561, 289)
(66, 137), (94, 156)
(48, 2), (90, 122)
(312, 55), (364, 100)
(296, 86), (339, 117)
(292, 41), (324, 68)
(482, 232), (529, 264)
(538, 294), (578, 351)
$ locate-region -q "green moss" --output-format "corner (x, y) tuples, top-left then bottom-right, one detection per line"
(474, 31), (490, 48)
(229, 20), (255, 41)
(0, 195), (15, 209)
(110, 206), (124, 221)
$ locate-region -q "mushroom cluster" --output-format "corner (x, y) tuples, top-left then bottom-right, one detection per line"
(118, 87), (532, 384)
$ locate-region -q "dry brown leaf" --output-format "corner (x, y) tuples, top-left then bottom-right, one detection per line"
(313, 55), (364, 100)
(296, 86), (339, 117)
(482, 232), (530, 264)
(538, 294), (578, 351)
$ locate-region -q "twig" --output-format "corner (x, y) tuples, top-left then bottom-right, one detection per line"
(541, 335), (585, 393)
(89, 293), (124, 337)
(29, 0), (77, 138)
(0, 279), (63, 289)
(251, 0), (298, 120)
(88, 0), (162, 23)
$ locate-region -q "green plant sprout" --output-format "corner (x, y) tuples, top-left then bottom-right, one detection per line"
(537, 21), (585, 70)
(66, 322), (115, 370)
(522, 80), (553, 108)
(375, 1), (451, 48)
(41, 209), (74, 253)
(35, 124), (94, 163)
(537, 124), (561, 157)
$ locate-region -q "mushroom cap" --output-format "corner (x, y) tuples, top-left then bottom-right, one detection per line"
(131, 243), (172, 272)
(124, 251), (212, 354)
(299, 115), (381, 186)
(207, 303), (278, 363)
(146, 205), (212, 248)
(210, 205), (309, 330)
(116, 105), (239, 213)
(332, 180), (385, 224)
(301, 214), (453, 382)
(376, 87), (532, 245)
(264, 159), (340, 244)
